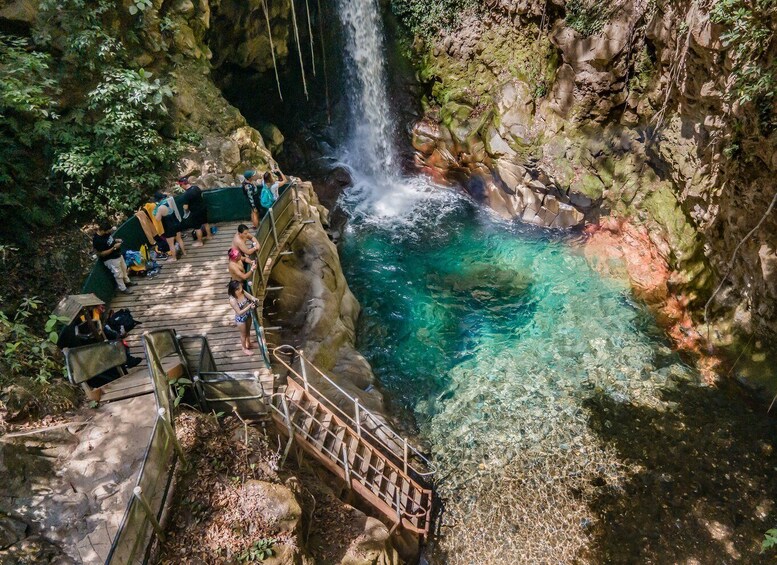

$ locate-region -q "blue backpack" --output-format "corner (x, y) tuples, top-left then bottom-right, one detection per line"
(260, 185), (276, 209)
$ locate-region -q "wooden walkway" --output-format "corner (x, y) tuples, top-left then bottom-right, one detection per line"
(110, 221), (263, 373)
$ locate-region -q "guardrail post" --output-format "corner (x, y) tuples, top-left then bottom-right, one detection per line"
(354, 398), (361, 437)
(293, 182), (301, 218)
(403, 437), (408, 475)
(158, 408), (187, 466)
(395, 487), (402, 523)
(299, 349), (309, 392)
(133, 486), (166, 541)
(341, 443), (351, 489)
(280, 395), (294, 468)
(269, 207), (279, 249)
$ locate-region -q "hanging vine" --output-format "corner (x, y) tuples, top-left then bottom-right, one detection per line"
(289, 0), (309, 100)
(305, 0), (316, 76)
(261, 0), (283, 101)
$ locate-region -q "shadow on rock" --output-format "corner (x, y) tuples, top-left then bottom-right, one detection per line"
(584, 379), (777, 563)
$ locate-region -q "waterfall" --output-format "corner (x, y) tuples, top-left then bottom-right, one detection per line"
(336, 0), (396, 177)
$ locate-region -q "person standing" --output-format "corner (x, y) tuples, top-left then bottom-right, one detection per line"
(264, 166), (288, 200)
(232, 224), (260, 258)
(228, 280), (259, 356)
(93, 221), (136, 294)
(242, 170), (262, 228)
(178, 176), (211, 247)
(154, 191), (186, 261)
(228, 247), (256, 284)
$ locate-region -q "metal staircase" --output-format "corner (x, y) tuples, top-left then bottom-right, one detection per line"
(269, 346), (434, 536)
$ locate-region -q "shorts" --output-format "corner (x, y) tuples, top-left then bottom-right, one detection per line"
(162, 218), (181, 239)
(183, 209), (208, 230)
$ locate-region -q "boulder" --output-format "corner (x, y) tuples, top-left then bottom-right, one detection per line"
(0, 0), (37, 24)
(241, 481), (302, 535)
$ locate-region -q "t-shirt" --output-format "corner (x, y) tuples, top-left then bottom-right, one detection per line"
(181, 185), (205, 214)
(243, 181), (260, 209)
(93, 232), (121, 261)
(265, 181), (280, 199)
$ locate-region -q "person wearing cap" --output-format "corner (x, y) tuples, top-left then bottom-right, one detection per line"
(178, 176), (211, 247)
(153, 191), (186, 261)
(93, 220), (136, 294)
(242, 170), (262, 228)
(228, 247), (256, 284)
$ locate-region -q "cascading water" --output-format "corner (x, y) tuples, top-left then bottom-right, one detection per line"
(330, 1), (777, 562)
(336, 0), (396, 177)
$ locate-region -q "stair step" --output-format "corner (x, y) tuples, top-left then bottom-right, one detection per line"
(400, 477), (412, 517)
(358, 444), (373, 483)
(324, 425), (346, 458)
(298, 402), (319, 438)
(385, 470), (399, 510)
(346, 434), (360, 469)
(370, 458), (386, 495)
(311, 412), (333, 450)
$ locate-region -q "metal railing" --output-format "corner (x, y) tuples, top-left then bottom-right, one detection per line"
(267, 389), (429, 528)
(251, 181), (301, 295)
(104, 330), (188, 564)
(272, 345), (434, 480)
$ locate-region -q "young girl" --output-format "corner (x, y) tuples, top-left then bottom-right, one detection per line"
(228, 280), (259, 356)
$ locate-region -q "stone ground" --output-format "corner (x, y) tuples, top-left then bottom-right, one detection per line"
(0, 394), (155, 562)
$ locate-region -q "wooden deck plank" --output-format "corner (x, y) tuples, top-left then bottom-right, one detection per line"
(108, 221), (267, 375)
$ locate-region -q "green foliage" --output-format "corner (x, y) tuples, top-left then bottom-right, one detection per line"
(238, 538), (276, 562)
(51, 67), (180, 215)
(35, 0), (123, 71)
(0, 297), (65, 384)
(710, 0), (776, 128)
(391, 0), (476, 39)
(764, 528), (777, 553)
(129, 0), (153, 16)
(171, 376), (193, 407)
(628, 45), (656, 93)
(565, 0), (612, 37)
(0, 34), (60, 241)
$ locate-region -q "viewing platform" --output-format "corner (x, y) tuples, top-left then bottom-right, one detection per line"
(110, 221), (261, 374)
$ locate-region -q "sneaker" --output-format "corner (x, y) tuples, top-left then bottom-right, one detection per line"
(118, 288), (133, 295)
(156, 254), (168, 261)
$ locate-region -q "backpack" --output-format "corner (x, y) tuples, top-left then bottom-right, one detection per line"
(260, 184), (276, 209)
(104, 308), (140, 339)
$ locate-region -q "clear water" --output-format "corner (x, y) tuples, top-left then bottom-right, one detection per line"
(337, 176), (701, 560)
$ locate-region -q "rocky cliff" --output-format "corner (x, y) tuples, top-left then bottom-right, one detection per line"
(406, 0), (777, 350)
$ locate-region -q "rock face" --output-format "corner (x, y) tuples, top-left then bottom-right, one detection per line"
(267, 182), (391, 420)
(409, 1), (777, 342)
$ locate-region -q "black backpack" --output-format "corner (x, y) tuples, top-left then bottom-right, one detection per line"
(104, 308), (141, 339)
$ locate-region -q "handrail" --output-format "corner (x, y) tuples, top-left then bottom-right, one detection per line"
(272, 345), (435, 479)
(266, 391), (428, 522)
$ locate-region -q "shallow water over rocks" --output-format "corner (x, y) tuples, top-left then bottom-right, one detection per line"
(337, 180), (777, 563)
